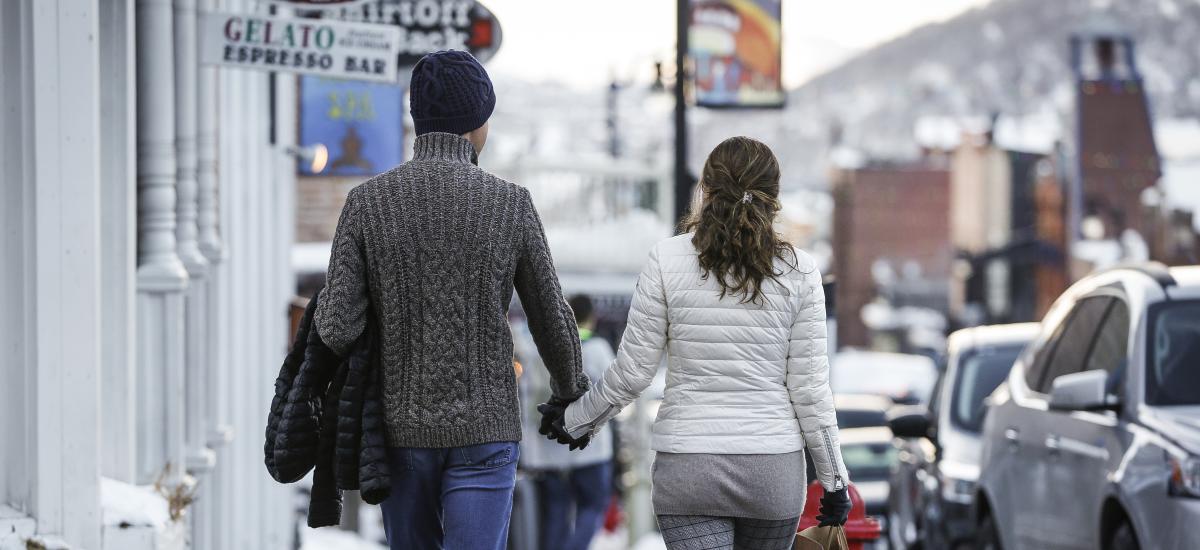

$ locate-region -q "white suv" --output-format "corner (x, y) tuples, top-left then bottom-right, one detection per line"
(975, 264), (1200, 550)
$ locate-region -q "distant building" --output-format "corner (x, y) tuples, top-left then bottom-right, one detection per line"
(1070, 17), (1161, 245)
(949, 130), (1069, 325)
(831, 159), (953, 350)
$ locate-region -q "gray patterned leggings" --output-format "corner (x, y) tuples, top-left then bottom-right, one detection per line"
(656, 515), (800, 550)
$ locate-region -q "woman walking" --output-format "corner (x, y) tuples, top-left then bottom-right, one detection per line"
(542, 136), (852, 549)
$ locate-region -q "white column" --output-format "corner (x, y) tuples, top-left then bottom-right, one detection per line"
(2, 0), (106, 547)
(136, 0), (190, 490)
(98, 0), (140, 486)
(195, 1), (228, 548)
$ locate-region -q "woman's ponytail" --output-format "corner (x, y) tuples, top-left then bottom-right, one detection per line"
(683, 136), (795, 304)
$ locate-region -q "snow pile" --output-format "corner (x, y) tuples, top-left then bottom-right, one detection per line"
(101, 478), (171, 528)
(299, 526), (386, 550)
(545, 209), (671, 274)
(100, 477), (187, 549)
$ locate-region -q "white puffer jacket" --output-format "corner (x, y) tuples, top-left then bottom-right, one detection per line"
(564, 233), (850, 491)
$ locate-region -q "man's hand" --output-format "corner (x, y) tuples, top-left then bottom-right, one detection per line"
(537, 401), (591, 451)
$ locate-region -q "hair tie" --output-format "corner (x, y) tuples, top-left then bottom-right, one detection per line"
(742, 191), (753, 204)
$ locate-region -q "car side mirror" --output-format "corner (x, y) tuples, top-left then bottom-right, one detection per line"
(1048, 370), (1115, 411)
(887, 406), (932, 439)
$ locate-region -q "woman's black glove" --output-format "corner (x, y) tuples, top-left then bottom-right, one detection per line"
(817, 487), (851, 527)
(537, 398), (590, 451)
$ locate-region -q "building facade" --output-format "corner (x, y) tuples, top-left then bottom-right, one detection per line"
(1, 0), (298, 548)
(831, 161), (953, 350)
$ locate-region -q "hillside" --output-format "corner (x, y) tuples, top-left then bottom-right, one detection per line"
(691, 0), (1200, 186)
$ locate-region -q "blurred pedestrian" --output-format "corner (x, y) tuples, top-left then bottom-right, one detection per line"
(538, 137), (854, 550)
(314, 49), (589, 550)
(528, 295), (615, 550)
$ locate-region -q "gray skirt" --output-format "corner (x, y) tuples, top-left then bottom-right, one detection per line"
(651, 450), (808, 520)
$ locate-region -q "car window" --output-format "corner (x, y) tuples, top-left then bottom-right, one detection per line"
(836, 409), (888, 429)
(1147, 300), (1200, 406)
(1036, 297), (1114, 393)
(1024, 297), (1077, 389)
(1085, 299), (1129, 376)
(951, 345), (1025, 432)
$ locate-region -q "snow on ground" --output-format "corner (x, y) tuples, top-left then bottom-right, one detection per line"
(630, 533), (668, 550)
(299, 525), (386, 550)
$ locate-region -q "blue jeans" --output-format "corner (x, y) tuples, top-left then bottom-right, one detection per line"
(380, 442), (519, 550)
(536, 462), (613, 550)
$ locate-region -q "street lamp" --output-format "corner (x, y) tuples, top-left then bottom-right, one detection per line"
(287, 143), (329, 174)
(673, 0), (692, 228)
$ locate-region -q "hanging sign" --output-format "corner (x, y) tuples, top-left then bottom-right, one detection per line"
(338, 0), (503, 67)
(265, 0), (373, 6)
(299, 76), (404, 176)
(199, 11), (402, 83)
(690, 0), (784, 109)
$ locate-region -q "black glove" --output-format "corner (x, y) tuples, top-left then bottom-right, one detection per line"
(537, 401), (591, 451)
(816, 487), (851, 527)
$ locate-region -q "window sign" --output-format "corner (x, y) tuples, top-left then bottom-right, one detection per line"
(299, 76), (404, 176)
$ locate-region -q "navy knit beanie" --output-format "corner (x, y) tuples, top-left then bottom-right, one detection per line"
(409, 50), (496, 136)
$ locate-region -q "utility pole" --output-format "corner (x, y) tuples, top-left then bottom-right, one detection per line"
(673, 0), (692, 227)
(607, 79), (621, 158)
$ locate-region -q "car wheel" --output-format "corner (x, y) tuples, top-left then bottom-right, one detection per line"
(976, 512), (1001, 550)
(1107, 522), (1139, 550)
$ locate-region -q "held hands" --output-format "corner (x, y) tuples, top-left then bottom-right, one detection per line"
(536, 397), (591, 451)
(816, 487), (851, 527)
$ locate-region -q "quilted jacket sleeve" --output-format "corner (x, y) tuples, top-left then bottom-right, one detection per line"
(786, 261), (850, 492)
(563, 245), (668, 438)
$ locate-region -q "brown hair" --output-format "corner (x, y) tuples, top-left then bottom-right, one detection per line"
(683, 136), (796, 304)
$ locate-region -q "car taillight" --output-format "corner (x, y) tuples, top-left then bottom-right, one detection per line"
(1168, 454), (1200, 499)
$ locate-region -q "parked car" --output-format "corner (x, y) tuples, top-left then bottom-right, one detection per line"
(807, 394), (897, 520)
(836, 393), (895, 429)
(831, 351), (939, 405)
(976, 264), (1200, 550)
(886, 323), (1039, 550)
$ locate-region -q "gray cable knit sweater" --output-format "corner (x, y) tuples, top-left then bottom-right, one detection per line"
(314, 132), (588, 448)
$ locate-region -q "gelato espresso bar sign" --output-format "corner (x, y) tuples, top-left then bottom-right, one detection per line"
(200, 12), (401, 82)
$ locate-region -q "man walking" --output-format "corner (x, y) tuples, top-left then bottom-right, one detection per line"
(314, 50), (589, 550)
(530, 294), (617, 550)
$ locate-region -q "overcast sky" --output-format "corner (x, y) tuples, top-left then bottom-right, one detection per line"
(483, 0), (992, 90)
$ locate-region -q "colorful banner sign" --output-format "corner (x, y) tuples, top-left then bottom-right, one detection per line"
(690, 0), (784, 108)
(199, 12), (401, 83)
(339, 1), (503, 67)
(299, 76), (404, 176)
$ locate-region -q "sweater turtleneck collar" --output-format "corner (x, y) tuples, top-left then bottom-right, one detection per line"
(412, 132), (478, 165)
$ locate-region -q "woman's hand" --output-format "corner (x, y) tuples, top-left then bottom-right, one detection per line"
(816, 487), (851, 526)
(537, 398), (591, 451)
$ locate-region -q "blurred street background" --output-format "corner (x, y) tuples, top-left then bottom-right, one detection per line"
(3, 0), (1199, 549)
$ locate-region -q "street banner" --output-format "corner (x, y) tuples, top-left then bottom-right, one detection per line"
(337, 0), (503, 67)
(199, 11), (401, 83)
(298, 76), (404, 176)
(690, 0), (784, 109)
